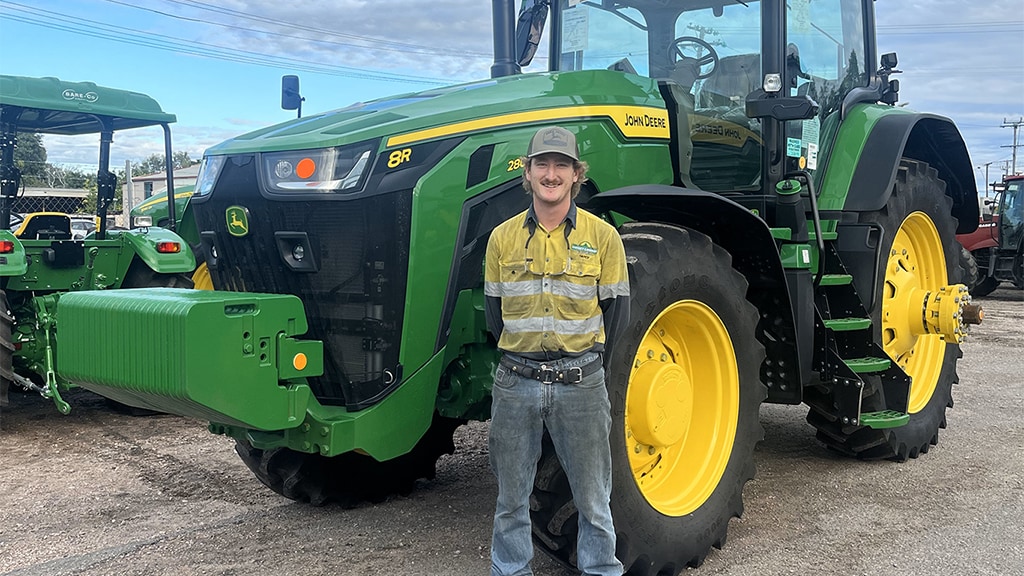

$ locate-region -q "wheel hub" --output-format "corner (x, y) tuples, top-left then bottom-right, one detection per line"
(627, 361), (692, 447)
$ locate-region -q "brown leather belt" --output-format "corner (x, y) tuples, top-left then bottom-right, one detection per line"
(499, 355), (602, 384)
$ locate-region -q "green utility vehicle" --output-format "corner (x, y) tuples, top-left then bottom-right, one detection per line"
(57, 1), (984, 572)
(0, 75), (195, 423)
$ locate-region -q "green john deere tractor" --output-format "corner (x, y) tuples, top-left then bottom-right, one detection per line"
(56, 1), (983, 573)
(0, 75), (195, 424)
(129, 185), (213, 290)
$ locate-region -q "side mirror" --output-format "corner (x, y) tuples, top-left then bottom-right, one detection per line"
(281, 75), (304, 118)
(745, 89), (819, 121)
(515, 0), (549, 67)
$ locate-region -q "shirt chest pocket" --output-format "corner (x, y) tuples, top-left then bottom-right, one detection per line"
(498, 259), (536, 316)
(558, 260), (601, 320)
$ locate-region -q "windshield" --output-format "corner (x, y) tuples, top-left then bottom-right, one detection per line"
(1003, 180), (1023, 220)
(556, 1), (760, 89)
(555, 0), (763, 191)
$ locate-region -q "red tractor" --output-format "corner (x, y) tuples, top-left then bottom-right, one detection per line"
(958, 174), (1024, 296)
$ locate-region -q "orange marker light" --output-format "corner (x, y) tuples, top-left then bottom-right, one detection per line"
(296, 158), (316, 179)
(0, 240), (14, 254)
(293, 352), (308, 371)
(156, 241), (181, 253)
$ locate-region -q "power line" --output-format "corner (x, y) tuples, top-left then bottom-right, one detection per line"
(0, 1), (457, 84)
(877, 21), (1023, 30)
(104, 0), (491, 59)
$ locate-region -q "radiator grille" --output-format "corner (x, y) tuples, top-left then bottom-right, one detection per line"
(192, 155), (410, 408)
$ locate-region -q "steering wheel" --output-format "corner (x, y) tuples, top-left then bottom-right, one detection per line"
(669, 36), (719, 79)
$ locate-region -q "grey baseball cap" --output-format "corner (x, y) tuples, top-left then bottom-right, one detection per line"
(526, 126), (579, 161)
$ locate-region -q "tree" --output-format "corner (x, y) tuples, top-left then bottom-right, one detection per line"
(43, 164), (91, 189)
(13, 132), (47, 186)
(129, 151), (197, 177)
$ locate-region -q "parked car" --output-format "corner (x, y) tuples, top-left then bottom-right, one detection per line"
(69, 217), (96, 240)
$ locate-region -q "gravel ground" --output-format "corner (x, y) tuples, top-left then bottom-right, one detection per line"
(0, 287), (1021, 576)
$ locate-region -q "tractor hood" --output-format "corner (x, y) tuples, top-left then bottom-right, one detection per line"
(205, 70), (666, 156)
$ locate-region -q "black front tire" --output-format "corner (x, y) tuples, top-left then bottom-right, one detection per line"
(530, 222), (765, 574)
(235, 414), (463, 506)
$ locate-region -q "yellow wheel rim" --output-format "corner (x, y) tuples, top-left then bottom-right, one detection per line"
(625, 300), (739, 516)
(192, 262), (214, 291)
(880, 211), (948, 413)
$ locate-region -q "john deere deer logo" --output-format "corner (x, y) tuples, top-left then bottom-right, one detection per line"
(225, 206), (250, 237)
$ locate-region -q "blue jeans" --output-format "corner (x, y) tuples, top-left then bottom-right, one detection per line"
(489, 352), (623, 576)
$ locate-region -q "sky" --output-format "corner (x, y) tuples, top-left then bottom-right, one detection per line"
(1, 0), (1022, 196)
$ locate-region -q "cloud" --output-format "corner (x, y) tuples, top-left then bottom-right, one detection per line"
(19, 0), (1024, 189)
(875, 1), (1024, 182)
(174, 0), (495, 82)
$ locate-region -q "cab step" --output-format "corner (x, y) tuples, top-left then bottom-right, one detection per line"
(819, 273), (853, 286)
(843, 356), (892, 373)
(860, 410), (910, 429)
(823, 317), (872, 331)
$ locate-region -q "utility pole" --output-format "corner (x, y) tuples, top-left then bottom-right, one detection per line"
(1000, 159), (1013, 178)
(124, 159), (134, 216)
(1002, 117), (1023, 175)
(978, 161), (994, 198)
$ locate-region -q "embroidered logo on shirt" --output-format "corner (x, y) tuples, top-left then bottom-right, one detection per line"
(571, 241), (598, 255)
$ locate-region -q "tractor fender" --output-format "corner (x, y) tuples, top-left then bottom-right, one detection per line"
(587, 185), (801, 403)
(0, 230), (27, 276)
(843, 112), (979, 234)
(957, 220), (999, 252)
(118, 228), (197, 274)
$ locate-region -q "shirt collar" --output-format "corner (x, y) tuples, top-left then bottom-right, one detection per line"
(524, 201), (577, 232)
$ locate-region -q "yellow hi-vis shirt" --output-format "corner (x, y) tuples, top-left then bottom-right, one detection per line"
(484, 202), (629, 360)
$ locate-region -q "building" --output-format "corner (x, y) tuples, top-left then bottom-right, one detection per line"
(124, 164), (199, 212)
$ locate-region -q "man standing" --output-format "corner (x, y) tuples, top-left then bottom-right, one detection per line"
(484, 126), (628, 576)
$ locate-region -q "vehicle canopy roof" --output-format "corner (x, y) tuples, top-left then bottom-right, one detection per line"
(0, 74), (176, 135)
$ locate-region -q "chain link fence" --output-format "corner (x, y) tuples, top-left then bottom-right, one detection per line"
(7, 189), (126, 227)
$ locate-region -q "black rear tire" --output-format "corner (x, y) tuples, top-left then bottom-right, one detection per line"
(0, 290), (13, 430)
(530, 222), (765, 574)
(808, 159), (963, 461)
(958, 243), (979, 293)
(120, 259), (194, 290)
(971, 274), (999, 297)
(235, 414), (463, 506)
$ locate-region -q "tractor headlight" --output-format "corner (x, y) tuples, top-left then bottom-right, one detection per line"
(133, 215), (153, 227)
(194, 155), (226, 198)
(262, 141), (375, 194)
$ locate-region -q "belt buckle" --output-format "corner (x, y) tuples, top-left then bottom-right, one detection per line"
(566, 366), (583, 384)
(538, 365), (555, 385)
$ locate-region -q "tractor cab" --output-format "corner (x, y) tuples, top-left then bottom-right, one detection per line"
(508, 0), (880, 205)
(959, 174), (1024, 294)
(996, 176), (1024, 252)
